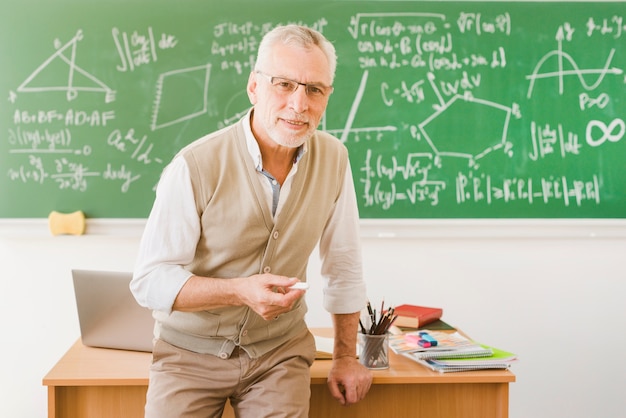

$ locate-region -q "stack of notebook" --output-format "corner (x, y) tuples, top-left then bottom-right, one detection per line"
(389, 330), (517, 373)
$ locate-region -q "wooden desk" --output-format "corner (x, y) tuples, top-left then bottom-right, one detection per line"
(43, 332), (515, 418)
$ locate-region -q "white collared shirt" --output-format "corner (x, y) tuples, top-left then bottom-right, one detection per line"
(131, 109), (366, 315)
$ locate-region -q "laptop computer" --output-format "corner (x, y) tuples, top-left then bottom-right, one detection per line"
(72, 269), (154, 352)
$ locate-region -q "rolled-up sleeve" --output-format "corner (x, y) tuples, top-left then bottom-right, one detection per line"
(318, 161), (367, 314)
(130, 157), (198, 313)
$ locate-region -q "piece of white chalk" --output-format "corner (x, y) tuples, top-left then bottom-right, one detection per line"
(290, 282), (309, 290)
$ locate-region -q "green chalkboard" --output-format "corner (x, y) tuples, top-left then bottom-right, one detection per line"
(2, 0), (625, 218)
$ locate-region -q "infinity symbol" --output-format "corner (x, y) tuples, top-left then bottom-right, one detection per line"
(586, 118), (625, 147)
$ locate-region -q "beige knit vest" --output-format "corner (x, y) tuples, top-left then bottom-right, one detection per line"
(154, 118), (348, 358)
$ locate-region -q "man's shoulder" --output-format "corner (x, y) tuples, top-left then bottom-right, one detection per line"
(313, 128), (341, 142)
(311, 129), (347, 152)
(178, 122), (243, 157)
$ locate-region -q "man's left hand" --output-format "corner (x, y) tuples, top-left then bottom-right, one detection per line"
(326, 355), (373, 406)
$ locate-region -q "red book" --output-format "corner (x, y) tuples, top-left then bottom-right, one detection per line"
(392, 304), (443, 328)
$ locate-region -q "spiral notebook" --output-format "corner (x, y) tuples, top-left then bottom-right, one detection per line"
(407, 345), (517, 373)
(407, 344), (494, 360)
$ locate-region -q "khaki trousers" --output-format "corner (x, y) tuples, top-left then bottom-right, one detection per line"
(145, 328), (316, 418)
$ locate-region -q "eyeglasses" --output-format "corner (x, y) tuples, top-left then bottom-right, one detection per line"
(256, 71), (333, 100)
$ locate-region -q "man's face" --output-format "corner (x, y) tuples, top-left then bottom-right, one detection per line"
(247, 43), (333, 149)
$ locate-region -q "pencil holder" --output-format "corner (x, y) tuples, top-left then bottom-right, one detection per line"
(358, 333), (389, 369)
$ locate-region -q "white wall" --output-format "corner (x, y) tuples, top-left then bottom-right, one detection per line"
(1, 219), (625, 418)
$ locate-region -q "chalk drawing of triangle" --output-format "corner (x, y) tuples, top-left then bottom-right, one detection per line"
(16, 30), (115, 102)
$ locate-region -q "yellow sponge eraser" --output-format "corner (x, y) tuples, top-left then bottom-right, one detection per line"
(48, 210), (86, 236)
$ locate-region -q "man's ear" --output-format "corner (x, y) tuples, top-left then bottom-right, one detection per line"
(247, 71), (258, 104)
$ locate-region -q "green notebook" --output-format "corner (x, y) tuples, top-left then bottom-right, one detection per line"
(430, 345), (517, 365)
(410, 345), (517, 373)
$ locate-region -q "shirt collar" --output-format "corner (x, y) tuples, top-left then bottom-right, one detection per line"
(243, 108), (307, 171)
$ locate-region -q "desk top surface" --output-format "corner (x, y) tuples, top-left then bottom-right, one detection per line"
(43, 329), (515, 387)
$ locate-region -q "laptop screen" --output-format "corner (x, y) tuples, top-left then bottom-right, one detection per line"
(72, 269), (154, 352)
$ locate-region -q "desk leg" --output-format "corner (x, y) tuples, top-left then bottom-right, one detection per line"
(47, 386), (57, 418)
(494, 382), (510, 417)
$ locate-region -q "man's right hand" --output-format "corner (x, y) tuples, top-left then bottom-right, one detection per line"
(238, 274), (306, 321)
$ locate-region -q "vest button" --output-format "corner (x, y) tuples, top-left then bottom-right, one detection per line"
(273, 231), (279, 239)
(242, 329), (248, 337)
(263, 266), (271, 273)
(219, 352), (229, 359)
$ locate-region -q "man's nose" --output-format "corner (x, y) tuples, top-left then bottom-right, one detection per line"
(288, 84), (309, 113)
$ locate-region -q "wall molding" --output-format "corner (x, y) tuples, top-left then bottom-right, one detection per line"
(0, 218), (146, 238)
(2, 218), (626, 239)
(359, 219), (626, 239)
